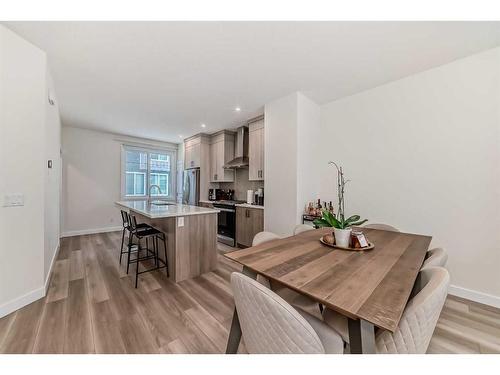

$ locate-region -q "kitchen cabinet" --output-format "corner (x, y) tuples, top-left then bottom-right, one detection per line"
(248, 118), (264, 181)
(183, 134), (211, 201)
(209, 130), (235, 182)
(184, 137), (201, 169)
(236, 206), (264, 248)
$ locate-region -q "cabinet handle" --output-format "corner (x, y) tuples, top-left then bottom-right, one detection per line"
(246, 209), (250, 218)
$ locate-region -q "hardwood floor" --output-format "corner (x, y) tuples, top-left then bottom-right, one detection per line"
(0, 232), (499, 354)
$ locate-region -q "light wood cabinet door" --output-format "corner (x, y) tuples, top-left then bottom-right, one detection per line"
(209, 142), (218, 181)
(209, 133), (234, 182)
(249, 120), (264, 181)
(184, 143), (201, 169)
(236, 207), (264, 247)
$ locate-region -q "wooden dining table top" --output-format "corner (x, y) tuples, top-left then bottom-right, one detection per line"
(224, 227), (432, 332)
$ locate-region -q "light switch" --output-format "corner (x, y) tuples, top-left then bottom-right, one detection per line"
(3, 193), (24, 207)
(178, 217), (185, 227)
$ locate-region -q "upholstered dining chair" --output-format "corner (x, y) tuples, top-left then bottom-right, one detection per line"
(230, 272), (344, 354)
(363, 223), (400, 232)
(322, 267), (450, 354)
(293, 224), (314, 235)
(422, 247), (448, 269)
(252, 231), (281, 246)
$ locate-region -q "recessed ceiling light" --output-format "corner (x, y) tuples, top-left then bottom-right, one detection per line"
(179, 135), (183, 138)
(201, 123), (206, 128)
(235, 107), (241, 112)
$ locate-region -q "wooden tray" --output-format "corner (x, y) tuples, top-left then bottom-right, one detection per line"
(320, 235), (375, 251)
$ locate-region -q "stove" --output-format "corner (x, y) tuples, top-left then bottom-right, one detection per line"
(210, 200), (245, 246)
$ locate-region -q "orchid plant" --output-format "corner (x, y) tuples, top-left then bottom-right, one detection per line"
(313, 162), (368, 229)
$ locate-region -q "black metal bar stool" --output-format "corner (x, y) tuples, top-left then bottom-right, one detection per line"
(119, 210), (151, 266)
(128, 214), (169, 288)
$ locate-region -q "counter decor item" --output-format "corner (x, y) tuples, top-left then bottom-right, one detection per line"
(320, 233), (374, 251)
(314, 161), (368, 248)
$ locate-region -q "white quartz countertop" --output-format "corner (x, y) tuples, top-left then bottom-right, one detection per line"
(235, 203), (264, 210)
(116, 200), (219, 219)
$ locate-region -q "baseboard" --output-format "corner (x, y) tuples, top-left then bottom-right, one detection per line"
(44, 242), (60, 294)
(0, 287), (45, 319)
(449, 284), (500, 309)
(61, 226), (122, 237)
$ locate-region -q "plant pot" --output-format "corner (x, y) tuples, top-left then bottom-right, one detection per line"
(333, 228), (352, 248)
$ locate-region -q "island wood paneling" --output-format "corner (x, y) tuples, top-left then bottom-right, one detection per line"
(225, 227), (432, 332)
(134, 212), (218, 282)
(0, 232), (499, 354)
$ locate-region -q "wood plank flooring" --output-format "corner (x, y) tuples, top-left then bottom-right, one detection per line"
(0, 232), (498, 354)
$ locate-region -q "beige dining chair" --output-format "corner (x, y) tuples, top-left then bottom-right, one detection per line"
(363, 223), (400, 232)
(231, 272), (344, 354)
(252, 231), (281, 246)
(293, 224), (314, 235)
(322, 267), (450, 354)
(422, 247), (448, 269)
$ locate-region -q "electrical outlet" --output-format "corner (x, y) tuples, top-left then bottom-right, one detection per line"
(178, 217), (184, 227)
(3, 193), (24, 207)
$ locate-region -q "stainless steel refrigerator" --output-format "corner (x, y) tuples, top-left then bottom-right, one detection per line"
(182, 168), (200, 206)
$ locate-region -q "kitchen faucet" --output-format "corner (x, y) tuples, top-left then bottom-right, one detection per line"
(149, 184), (162, 201)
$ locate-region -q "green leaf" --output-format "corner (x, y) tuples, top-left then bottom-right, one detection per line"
(344, 215), (360, 224)
(322, 210), (336, 226)
(313, 218), (331, 228)
(330, 215), (343, 229)
(347, 219), (368, 227)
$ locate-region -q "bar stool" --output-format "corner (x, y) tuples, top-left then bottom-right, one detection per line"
(128, 214), (169, 288)
(119, 210), (150, 266)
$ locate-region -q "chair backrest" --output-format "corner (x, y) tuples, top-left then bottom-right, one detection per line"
(230, 272), (326, 354)
(422, 247), (448, 270)
(252, 231), (281, 246)
(128, 214), (139, 232)
(293, 224), (314, 235)
(120, 210), (130, 228)
(363, 223), (400, 232)
(375, 267), (450, 354)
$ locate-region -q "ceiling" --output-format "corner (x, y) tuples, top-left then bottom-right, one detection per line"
(4, 21), (500, 143)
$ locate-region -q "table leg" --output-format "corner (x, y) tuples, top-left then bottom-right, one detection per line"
(348, 318), (376, 354)
(225, 266), (257, 354)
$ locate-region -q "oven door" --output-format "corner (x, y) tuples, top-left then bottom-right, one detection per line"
(213, 205), (236, 246)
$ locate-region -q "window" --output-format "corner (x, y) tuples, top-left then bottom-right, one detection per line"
(122, 145), (176, 200)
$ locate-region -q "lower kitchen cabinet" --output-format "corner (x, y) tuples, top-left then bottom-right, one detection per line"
(236, 206), (264, 248)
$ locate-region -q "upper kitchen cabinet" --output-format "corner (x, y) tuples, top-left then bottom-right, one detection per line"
(184, 134), (210, 169)
(209, 130), (235, 182)
(248, 116), (265, 181)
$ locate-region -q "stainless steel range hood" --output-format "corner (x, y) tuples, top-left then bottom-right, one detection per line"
(223, 126), (249, 169)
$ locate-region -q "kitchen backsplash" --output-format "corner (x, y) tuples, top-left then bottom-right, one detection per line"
(218, 168), (264, 201)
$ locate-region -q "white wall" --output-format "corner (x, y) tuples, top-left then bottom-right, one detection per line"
(62, 126), (178, 236)
(319, 47), (500, 304)
(44, 69), (62, 280)
(296, 93), (322, 221)
(0, 25), (47, 315)
(264, 93), (299, 236)
(264, 92), (321, 236)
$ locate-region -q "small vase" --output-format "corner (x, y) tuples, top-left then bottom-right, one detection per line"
(333, 228), (352, 248)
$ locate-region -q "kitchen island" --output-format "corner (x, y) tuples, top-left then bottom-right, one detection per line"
(115, 200), (219, 282)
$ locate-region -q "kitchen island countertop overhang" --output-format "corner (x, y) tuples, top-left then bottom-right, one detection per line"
(115, 200), (219, 282)
(115, 200), (220, 218)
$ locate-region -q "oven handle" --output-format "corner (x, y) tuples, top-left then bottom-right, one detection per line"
(215, 207), (236, 213)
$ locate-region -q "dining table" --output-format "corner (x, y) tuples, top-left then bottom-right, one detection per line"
(224, 227), (432, 354)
